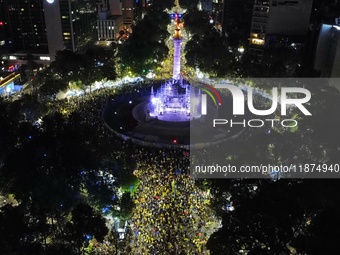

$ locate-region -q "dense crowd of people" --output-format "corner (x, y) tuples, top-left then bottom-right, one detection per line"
(130, 147), (218, 254)
(45, 80), (219, 254)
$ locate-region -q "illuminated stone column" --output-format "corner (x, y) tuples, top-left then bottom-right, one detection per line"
(173, 38), (182, 80)
(173, 25), (182, 80)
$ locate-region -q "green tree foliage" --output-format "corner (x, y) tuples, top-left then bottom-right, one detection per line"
(83, 46), (117, 83)
(0, 105), (121, 253)
(64, 203), (108, 247)
(208, 179), (340, 255)
(207, 83), (340, 255)
(0, 98), (20, 161)
(118, 11), (170, 74)
(51, 50), (86, 83)
(179, 0), (199, 9)
(185, 31), (233, 76)
(39, 78), (68, 96)
(119, 192), (135, 220)
(11, 94), (47, 122)
(149, 0), (174, 10)
(183, 9), (211, 36)
(33, 47), (117, 97)
(0, 204), (32, 255)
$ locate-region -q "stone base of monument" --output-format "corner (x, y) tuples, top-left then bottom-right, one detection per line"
(145, 110), (152, 122)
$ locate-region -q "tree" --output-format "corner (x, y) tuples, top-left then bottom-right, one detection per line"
(183, 9), (211, 36)
(0, 204), (34, 255)
(51, 50), (87, 83)
(118, 11), (170, 75)
(0, 98), (20, 162)
(149, 0), (174, 10)
(207, 82), (340, 254)
(185, 30), (233, 76)
(118, 192), (135, 220)
(39, 78), (68, 97)
(64, 203), (108, 249)
(83, 46), (117, 82)
(179, 0), (199, 9)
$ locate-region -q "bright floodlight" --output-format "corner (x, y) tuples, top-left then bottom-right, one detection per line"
(238, 47), (245, 53)
(151, 97), (158, 104)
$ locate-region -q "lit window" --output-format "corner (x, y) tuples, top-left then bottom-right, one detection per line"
(40, 56), (51, 61)
(251, 38), (265, 45)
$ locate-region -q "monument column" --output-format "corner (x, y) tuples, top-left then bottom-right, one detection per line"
(173, 23), (182, 80)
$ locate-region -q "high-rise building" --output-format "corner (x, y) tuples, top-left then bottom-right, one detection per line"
(43, 0), (96, 60)
(97, 0), (123, 41)
(249, 0), (313, 55)
(199, 0), (213, 12)
(122, 0), (134, 25)
(266, 0), (313, 36)
(109, 0), (122, 16)
(0, 0), (6, 51)
(222, 0), (254, 46)
(1, 0), (96, 61)
(4, 0), (48, 53)
(314, 23), (340, 90)
(249, 0), (270, 55)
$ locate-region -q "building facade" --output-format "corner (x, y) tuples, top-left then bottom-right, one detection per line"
(1, 0), (96, 61)
(109, 0), (122, 16)
(4, 0), (48, 53)
(43, 0), (96, 59)
(97, 17), (123, 40)
(222, 0), (254, 46)
(122, 0), (134, 25)
(314, 24), (340, 90)
(96, 0), (123, 41)
(0, 0), (6, 51)
(266, 0), (313, 36)
(249, 0), (313, 55)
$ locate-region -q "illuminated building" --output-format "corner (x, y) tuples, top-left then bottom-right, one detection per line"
(44, 0), (97, 60)
(0, 0), (6, 51)
(109, 0), (122, 16)
(249, 0), (313, 55)
(314, 23), (340, 90)
(221, 0), (254, 44)
(4, 0), (48, 53)
(249, 0), (269, 55)
(0, 72), (22, 96)
(1, 0), (96, 61)
(122, 0), (134, 25)
(97, 0), (123, 41)
(199, 0), (213, 12)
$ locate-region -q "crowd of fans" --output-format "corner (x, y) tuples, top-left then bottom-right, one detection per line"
(130, 147), (218, 254)
(45, 80), (219, 254)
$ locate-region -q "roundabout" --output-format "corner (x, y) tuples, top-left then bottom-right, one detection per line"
(103, 81), (246, 149)
(103, 6), (247, 149)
